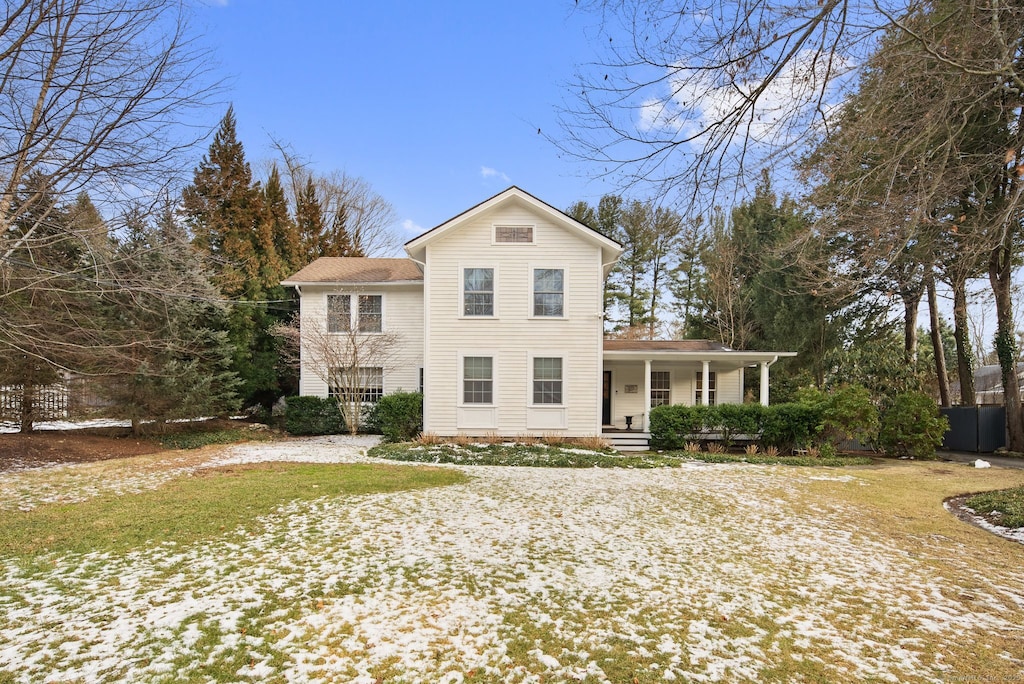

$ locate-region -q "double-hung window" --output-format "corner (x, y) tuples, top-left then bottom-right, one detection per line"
(358, 295), (382, 332)
(463, 357), (493, 404)
(651, 371), (671, 407)
(695, 371), (717, 405)
(327, 294), (382, 333)
(463, 268), (494, 316)
(533, 268), (564, 317)
(329, 366), (384, 403)
(327, 295), (351, 332)
(532, 357), (563, 404)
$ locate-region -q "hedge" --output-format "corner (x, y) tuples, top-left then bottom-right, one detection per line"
(650, 402), (822, 454)
(283, 396), (346, 436)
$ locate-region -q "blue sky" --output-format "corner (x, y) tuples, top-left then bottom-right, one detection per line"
(196, 0), (619, 253)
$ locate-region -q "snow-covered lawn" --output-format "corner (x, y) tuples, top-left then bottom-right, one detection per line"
(2, 437), (1024, 683)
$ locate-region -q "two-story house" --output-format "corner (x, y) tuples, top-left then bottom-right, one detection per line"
(283, 187), (795, 439)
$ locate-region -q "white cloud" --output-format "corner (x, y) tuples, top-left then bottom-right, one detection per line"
(480, 166), (511, 183)
(401, 219), (423, 234)
(639, 50), (850, 145)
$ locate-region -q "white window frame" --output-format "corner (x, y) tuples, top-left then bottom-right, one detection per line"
(459, 353), (496, 406)
(328, 366), (384, 404)
(528, 353), (566, 407)
(326, 292), (384, 334)
(529, 265), (566, 319)
(695, 370), (717, 406)
(459, 264), (498, 318)
(492, 223), (535, 245)
(651, 370), (671, 407)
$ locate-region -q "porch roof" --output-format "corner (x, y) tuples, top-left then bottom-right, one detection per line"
(602, 339), (796, 364)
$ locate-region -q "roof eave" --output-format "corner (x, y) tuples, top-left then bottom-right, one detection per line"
(281, 279), (424, 287)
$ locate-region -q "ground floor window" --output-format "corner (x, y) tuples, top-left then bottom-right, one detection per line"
(463, 356), (493, 404)
(695, 370), (717, 405)
(651, 371), (670, 407)
(329, 366), (384, 403)
(532, 357), (563, 404)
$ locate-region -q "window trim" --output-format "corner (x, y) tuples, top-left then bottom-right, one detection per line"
(492, 223), (536, 245)
(459, 264), (498, 319)
(529, 265), (567, 319)
(459, 353), (496, 406)
(528, 353), (566, 407)
(326, 292), (384, 334)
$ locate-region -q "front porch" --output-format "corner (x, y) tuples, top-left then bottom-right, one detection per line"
(601, 427), (651, 452)
(601, 340), (797, 434)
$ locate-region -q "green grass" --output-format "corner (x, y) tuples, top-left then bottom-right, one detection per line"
(369, 442), (684, 468)
(0, 462), (466, 558)
(965, 486), (1024, 528)
(369, 442), (874, 468)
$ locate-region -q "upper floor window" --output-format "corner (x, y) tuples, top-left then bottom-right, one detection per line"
(494, 225), (533, 243)
(463, 356), (493, 404)
(358, 295), (382, 333)
(327, 294), (351, 332)
(533, 268), (564, 317)
(327, 294), (382, 333)
(533, 357), (563, 404)
(695, 370), (717, 406)
(651, 371), (671, 407)
(463, 268), (494, 316)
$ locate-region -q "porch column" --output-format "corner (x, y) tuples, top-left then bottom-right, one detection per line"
(643, 359), (652, 431)
(760, 361), (770, 406)
(701, 360), (710, 406)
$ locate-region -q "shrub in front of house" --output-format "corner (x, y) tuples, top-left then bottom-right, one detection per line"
(649, 404), (708, 450)
(712, 403), (765, 446)
(760, 403), (822, 454)
(365, 391), (423, 442)
(877, 391), (949, 459)
(797, 384), (880, 450)
(283, 396), (346, 436)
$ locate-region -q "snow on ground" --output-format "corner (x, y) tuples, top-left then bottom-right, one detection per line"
(1, 437), (1024, 683)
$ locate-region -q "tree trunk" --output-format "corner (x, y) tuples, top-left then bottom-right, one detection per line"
(950, 274), (975, 405)
(990, 244), (1024, 452)
(901, 288), (922, 364)
(19, 383), (34, 433)
(926, 273), (950, 406)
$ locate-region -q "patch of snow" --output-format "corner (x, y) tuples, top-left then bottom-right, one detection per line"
(974, 459), (991, 468)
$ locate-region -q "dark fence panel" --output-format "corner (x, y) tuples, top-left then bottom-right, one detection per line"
(940, 406), (1006, 453)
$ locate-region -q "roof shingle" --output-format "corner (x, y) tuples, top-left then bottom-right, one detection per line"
(283, 258), (423, 284)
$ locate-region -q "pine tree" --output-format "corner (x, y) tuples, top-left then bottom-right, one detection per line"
(295, 176), (326, 263)
(263, 164), (301, 274)
(181, 107), (285, 407)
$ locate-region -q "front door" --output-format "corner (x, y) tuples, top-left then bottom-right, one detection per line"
(602, 371), (612, 425)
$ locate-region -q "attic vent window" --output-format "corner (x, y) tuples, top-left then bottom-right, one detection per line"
(495, 225), (533, 243)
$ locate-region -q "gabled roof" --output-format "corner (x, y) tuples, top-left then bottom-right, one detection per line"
(404, 186), (623, 268)
(282, 257), (423, 285)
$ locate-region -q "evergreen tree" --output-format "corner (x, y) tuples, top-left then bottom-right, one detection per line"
(181, 107), (285, 407)
(263, 165), (302, 274)
(98, 204), (240, 433)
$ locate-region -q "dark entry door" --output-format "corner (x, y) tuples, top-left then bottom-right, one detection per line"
(602, 371), (612, 425)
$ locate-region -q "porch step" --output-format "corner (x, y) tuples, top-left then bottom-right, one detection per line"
(605, 431), (651, 453)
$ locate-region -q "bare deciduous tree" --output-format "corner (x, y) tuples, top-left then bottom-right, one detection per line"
(275, 318), (402, 434)
(272, 142), (401, 258)
(0, 0), (217, 430)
